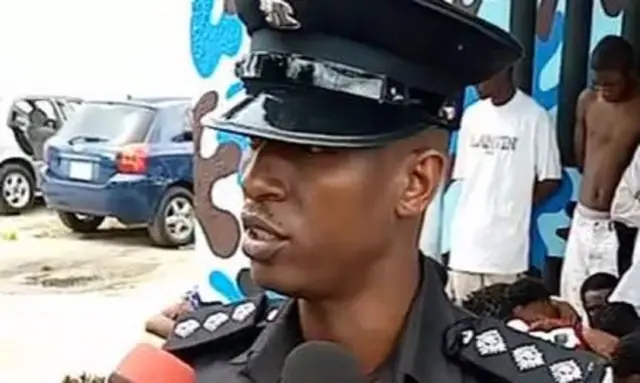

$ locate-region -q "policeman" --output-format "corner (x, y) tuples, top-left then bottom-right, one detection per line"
(165, 0), (609, 381)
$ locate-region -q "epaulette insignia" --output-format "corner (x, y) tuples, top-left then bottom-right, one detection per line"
(164, 294), (268, 353)
(444, 317), (609, 383)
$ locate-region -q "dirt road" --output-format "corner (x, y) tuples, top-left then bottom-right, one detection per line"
(0, 205), (199, 382)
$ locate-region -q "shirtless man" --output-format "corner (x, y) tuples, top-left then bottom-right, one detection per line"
(561, 35), (640, 315)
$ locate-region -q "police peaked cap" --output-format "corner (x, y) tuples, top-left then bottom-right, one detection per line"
(207, 0), (523, 148)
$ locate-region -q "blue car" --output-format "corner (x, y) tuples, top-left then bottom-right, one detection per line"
(42, 99), (194, 248)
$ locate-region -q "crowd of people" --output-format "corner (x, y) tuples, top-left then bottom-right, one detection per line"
(443, 33), (640, 381)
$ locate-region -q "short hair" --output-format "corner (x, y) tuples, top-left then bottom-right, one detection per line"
(612, 331), (640, 378)
(503, 277), (551, 313)
(591, 302), (640, 338)
(580, 272), (618, 300)
(60, 374), (106, 383)
(461, 283), (511, 319)
(590, 35), (635, 73)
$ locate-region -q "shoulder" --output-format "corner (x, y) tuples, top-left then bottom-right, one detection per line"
(163, 294), (283, 363)
(577, 88), (598, 112)
(461, 99), (488, 121)
(513, 92), (548, 118)
(444, 316), (610, 382)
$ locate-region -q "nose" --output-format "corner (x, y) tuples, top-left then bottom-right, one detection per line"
(241, 142), (288, 203)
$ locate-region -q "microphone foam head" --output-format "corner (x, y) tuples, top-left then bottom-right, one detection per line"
(110, 343), (195, 383)
(281, 341), (368, 383)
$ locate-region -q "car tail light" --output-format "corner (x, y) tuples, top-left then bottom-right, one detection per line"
(116, 144), (148, 174)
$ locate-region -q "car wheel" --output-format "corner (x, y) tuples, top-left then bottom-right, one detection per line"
(148, 186), (195, 248)
(0, 163), (35, 215)
(58, 212), (105, 233)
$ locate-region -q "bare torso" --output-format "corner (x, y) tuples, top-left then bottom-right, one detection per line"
(580, 90), (640, 211)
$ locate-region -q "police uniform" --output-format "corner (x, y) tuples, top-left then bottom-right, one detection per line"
(166, 0), (610, 381)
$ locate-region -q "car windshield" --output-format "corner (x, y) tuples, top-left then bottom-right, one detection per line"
(58, 103), (154, 145)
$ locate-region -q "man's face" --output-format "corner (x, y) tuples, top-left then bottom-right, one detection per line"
(584, 288), (614, 323)
(513, 300), (558, 324)
(475, 77), (496, 100)
(239, 134), (444, 299)
(592, 70), (630, 102)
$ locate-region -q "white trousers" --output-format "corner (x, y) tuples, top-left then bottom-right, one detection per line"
(560, 204), (619, 316)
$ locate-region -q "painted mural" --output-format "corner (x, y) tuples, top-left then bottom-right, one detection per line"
(190, 0), (629, 303)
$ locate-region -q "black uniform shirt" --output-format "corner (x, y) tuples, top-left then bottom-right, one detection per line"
(164, 257), (609, 383)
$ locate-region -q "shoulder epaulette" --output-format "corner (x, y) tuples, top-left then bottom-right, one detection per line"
(444, 317), (609, 383)
(163, 294), (283, 353)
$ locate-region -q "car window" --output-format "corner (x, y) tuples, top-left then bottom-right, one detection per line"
(57, 103), (155, 145)
(155, 104), (192, 142)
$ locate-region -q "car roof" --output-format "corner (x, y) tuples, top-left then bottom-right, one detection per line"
(1, 94), (83, 102)
(85, 99), (190, 110)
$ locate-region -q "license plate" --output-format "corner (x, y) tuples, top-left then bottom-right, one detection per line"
(69, 161), (93, 180)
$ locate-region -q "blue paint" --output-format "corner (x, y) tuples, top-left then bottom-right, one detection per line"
(209, 270), (244, 302)
(532, 12), (564, 110)
(226, 81), (244, 99)
(190, 0), (245, 78)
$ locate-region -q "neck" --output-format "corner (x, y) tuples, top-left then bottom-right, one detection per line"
(491, 85), (516, 106)
(297, 246), (421, 374)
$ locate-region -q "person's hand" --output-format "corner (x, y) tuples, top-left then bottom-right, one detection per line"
(162, 300), (195, 320)
(551, 298), (581, 326)
(145, 300), (196, 340)
(581, 328), (619, 359)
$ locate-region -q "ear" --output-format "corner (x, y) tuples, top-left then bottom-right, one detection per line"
(396, 150), (446, 218)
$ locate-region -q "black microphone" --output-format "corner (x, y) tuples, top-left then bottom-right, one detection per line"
(281, 341), (369, 383)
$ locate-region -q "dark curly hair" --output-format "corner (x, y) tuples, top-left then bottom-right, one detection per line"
(591, 302), (640, 338)
(60, 373), (106, 383)
(461, 283), (511, 319)
(612, 331), (640, 378)
(499, 277), (552, 316)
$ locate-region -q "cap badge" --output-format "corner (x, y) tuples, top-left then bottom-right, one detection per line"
(259, 0), (301, 30)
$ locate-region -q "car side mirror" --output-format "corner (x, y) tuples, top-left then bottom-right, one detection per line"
(172, 131), (193, 142)
(44, 119), (58, 130)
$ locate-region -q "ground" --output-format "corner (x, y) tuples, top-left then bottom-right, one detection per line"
(0, 205), (198, 382)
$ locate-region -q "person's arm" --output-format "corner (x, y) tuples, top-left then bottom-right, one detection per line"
(449, 110), (471, 184)
(574, 89), (591, 171)
(533, 110), (562, 205)
(611, 149), (640, 227)
(145, 299), (194, 340)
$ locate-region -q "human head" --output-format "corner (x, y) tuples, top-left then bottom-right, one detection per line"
(212, 0), (521, 300)
(242, 128), (447, 299)
(590, 35), (636, 102)
(461, 283), (511, 319)
(591, 302), (640, 338)
(475, 66), (514, 101)
(612, 331), (640, 383)
(504, 277), (558, 323)
(580, 272), (618, 325)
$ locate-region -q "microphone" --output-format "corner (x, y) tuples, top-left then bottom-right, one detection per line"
(281, 341), (369, 383)
(108, 343), (195, 383)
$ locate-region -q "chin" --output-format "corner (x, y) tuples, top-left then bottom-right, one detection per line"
(250, 262), (298, 296)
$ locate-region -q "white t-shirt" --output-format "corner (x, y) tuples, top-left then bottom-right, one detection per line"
(450, 90), (561, 274)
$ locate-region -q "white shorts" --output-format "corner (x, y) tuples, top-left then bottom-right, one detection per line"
(560, 204), (618, 316)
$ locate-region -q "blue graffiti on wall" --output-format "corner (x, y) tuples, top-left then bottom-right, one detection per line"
(191, 0), (250, 302)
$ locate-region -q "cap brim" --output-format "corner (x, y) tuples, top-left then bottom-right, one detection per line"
(204, 87), (445, 148)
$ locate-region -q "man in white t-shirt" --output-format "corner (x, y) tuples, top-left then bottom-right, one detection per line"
(448, 66), (562, 303)
(611, 146), (640, 269)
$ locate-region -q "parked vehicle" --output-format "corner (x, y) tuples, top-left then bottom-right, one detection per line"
(0, 95), (82, 214)
(41, 99), (194, 248)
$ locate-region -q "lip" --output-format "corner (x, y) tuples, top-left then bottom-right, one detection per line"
(241, 212), (289, 262)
